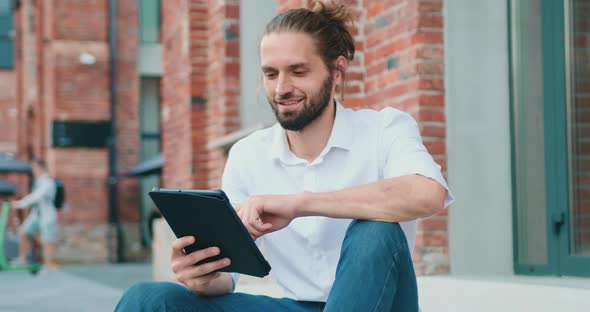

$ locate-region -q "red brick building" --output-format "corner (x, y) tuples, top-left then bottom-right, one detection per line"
(0, 0), (448, 272)
(1, 0), (144, 262)
(2, 0), (588, 278)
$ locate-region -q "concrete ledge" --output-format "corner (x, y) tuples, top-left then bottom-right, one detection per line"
(418, 275), (590, 311)
(206, 123), (273, 151)
(152, 218), (176, 282)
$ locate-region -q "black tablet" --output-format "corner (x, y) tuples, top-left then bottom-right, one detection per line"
(148, 188), (271, 278)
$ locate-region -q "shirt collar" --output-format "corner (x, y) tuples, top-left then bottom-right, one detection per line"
(270, 101), (353, 164)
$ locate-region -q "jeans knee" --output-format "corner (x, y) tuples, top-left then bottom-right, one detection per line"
(343, 220), (409, 257)
(117, 282), (154, 308)
(115, 281), (195, 311)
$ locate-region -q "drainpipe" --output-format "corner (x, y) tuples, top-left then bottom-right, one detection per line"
(108, 0), (124, 263)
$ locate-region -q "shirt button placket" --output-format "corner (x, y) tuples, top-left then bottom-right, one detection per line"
(303, 166), (314, 192)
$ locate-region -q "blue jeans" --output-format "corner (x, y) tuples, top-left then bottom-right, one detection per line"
(115, 220), (418, 311)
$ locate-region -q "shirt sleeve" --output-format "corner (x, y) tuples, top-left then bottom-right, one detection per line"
(15, 177), (54, 209)
(222, 142), (249, 206)
(380, 109), (454, 207)
(230, 272), (239, 292)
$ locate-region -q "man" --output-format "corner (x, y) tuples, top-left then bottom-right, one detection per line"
(11, 158), (59, 270)
(116, 1), (453, 311)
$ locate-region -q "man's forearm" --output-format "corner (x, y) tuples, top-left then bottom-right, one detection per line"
(295, 175), (446, 222)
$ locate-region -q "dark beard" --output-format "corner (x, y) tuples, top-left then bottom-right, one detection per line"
(268, 73), (334, 131)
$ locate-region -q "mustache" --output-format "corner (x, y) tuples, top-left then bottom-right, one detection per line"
(274, 93), (303, 102)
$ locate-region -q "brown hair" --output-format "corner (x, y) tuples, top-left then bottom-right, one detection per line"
(263, 0), (356, 98)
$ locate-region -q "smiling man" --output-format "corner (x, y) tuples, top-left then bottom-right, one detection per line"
(116, 1), (453, 311)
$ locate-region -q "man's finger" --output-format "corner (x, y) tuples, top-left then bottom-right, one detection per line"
(172, 246), (221, 275)
(244, 221), (264, 238)
(251, 219), (272, 233)
(188, 246), (220, 266)
(237, 209), (247, 225)
(180, 258), (231, 282)
(171, 236), (195, 257)
(238, 205), (265, 238)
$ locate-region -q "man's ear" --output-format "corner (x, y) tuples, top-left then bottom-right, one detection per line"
(333, 55), (349, 84)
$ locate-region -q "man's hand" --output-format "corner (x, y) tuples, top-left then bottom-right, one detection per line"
(170, 236), (233, 296)
(9, 201), (18, 209)
(235, 194), (301, 240)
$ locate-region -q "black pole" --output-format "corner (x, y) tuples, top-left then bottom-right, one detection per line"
(108, 0), (124, 263)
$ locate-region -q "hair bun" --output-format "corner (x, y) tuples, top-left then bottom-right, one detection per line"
(312, 0), (355, 27)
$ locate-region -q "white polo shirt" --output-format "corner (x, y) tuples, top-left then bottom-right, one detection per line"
(222, 102), (454, 302)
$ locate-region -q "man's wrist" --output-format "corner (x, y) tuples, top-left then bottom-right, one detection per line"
(196, 272), (234, 296)
(217, 272), (235, 294)
(294, 192), (312, 217)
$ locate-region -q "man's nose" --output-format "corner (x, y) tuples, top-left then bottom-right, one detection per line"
(275, 74), (293, 96)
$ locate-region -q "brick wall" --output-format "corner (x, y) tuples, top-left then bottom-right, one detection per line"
(369, 0), (447, 275)
(0, 71), (17, 152)
(10, 0), (143, 262)
(0, 15), (24, 210)
(37, 0), (110, 235)
(275, 0), (448, 274)
(572, 0), (590, 252)
(52, 0), (108, 41)
(189, 0), (210, 189)
(114, 0), (141, 225)
(13, 3), (26, 160)
(340, 0), (366, 109)
(161, 0), (194, 189)
(43, 0), (112, 262)
(5, 0), (32, 203)
(161, 0), (242, 190)
(277, 0), (313, 12)
(206, 0), (242, 188)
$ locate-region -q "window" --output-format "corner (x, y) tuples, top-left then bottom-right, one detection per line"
(139, 0), (161, 44)
(511, 0), (548, 265)
(138, 77), (161, 245)
(140, 78), (161, 161)
(566, 0), (590, 258)
(138, 0), (162, 76)
(0, 1), (14, 69)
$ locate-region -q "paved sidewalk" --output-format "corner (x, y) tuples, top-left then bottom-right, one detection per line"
(1, 263), (590, 311)
(0, 263), (152, 311)
(0, 269), (124, 312)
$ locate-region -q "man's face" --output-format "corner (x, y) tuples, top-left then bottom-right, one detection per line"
(260, 32), (335, 131)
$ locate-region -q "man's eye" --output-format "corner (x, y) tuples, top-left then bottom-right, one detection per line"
(264, 72), (277, 79)
(293, 71), (306, 76)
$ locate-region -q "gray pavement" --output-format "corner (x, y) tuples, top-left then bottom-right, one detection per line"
(2, 262), (590, 311)
(0, 263), (151, 312)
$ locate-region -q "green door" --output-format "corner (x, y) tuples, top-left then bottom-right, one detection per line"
(511, 0), (590, 276)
